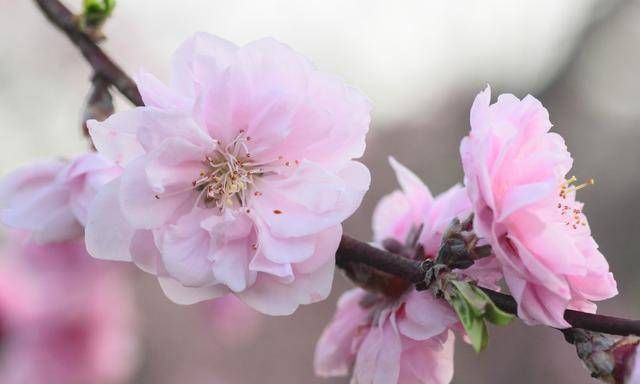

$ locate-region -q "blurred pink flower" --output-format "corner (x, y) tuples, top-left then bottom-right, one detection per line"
(372, 157), (501, 288)
(314, 288), (456, 384)
(626, 345), (640, 383)
(0, 153), (120, 244)
(85, 33), (371, 315)
(200, 295), (263, 346)
(460, 86), (617, 328)
(0, 233), (138, 384)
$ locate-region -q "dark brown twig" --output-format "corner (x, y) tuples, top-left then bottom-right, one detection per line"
(33, 0), (143, 106)
(337, 235), (640, 337)
(33, 0), (640, 340)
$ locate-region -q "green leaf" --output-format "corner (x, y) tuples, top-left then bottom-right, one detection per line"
(450, 280), (486, 316)
(484, 299), (514, 326)
(450, 280), (515, 325)
(82, 0), (116, 27)
(445, 280), (514, 352)
(446, 289), (488, 352)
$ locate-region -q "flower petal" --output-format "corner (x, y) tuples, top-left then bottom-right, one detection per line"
(252, 160), (369, 237)
(85, 178), (135, 262)
(119, 156), (193, 229)
(88, 109), (146, 166)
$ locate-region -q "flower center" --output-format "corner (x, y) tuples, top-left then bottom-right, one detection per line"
(557, 175), (594, 229)
(193, 130), (263, 211)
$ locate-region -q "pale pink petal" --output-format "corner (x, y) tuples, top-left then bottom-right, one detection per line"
(398, 292), (458, 341)
(134, 70), (192, 111)
(33, 207), (83, 244)
(85, 178), (135, 262)
(157, 276), (227, 305)
(136, 109), (214, 153)
(353, 319), (402, 384)
(143, 137), (204, 192)
(212, 241), (256, 292)
(129, 230), (160, 274)
(255, 220), (316, 264)
(314, 289), (369, 377)
(160, 208), (215, 287)
(398, 332), (455, 384)
(372, 190), (412, 243)
(87, 109), (146, 166)
(170, 32), (238, 98)
(253, 160), (369, 237)
(119, 156), (193, 229)
(239, 257), (334, 316)
(388, 157), (433, 211)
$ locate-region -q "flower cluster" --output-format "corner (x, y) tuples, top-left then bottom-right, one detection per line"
(0, 29), (622, 384)
(314, 87), (618, 383)
(315, 159), (468, 383)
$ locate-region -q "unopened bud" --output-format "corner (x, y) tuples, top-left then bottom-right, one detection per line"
(566, 329), (640, 383)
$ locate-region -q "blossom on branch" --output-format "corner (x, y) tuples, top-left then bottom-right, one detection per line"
(460, 86), (618, 328)
(85, 33), (371, 315)
(315, 288), (456, 384)
(0, 153), (120, 243)
(316, 159), (501, 383)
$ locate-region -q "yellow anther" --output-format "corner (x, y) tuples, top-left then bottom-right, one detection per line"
(571, 178), (595, 192)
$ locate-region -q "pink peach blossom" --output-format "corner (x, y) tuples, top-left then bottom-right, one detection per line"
(460, 86), (617, 328)
(0, 153), (120, 244)
(315, 159), (484, 384)
(85, 33), (371, 315)
(314, 288), (456, 384)
(0, 233), (138, 384)
(372, 157), (501, 288)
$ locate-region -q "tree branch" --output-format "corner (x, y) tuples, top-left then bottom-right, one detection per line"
(34, 0), (640, 339)
(338, 235), (640, 336)
(33, 0), (143, 106)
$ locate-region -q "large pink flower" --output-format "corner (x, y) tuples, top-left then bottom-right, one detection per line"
(0, 233), (138, 384)
(314, 288), (456, 384)
(85, 33), (371, 315)
(460, 86), (617, 327)
(0, 153), (120, 243)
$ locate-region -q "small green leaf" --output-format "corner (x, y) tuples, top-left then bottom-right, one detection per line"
(445, 279), (514, 352)
(82, 0), (116, 28)
(450, 280), (515, 325)
(484, 300), (514, 326)
(446, 289), (487, 352)
(450, 280), (486, 316)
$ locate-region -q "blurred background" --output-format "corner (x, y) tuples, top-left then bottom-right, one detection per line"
(1, 0), (640, 383)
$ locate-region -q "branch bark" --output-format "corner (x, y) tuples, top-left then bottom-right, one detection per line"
(338, 235), (640, 337)
(33, 0), (640, 339)
(34, 0), (143, 107)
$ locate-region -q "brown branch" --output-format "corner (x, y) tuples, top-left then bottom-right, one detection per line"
(338, 235), (640, 337)
(34, 0), (640, 339)
(33, 0), (143, 107)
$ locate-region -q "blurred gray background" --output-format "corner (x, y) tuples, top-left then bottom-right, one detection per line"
(2, 0), (640, 383)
